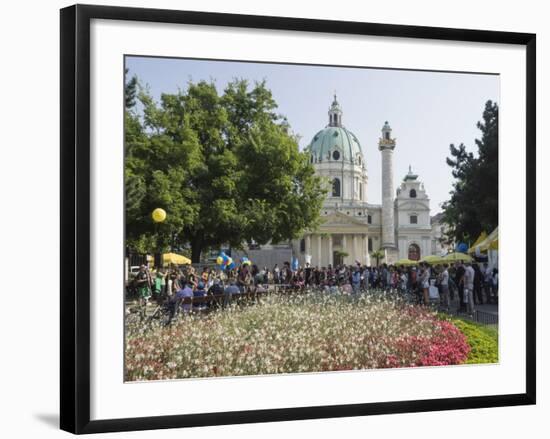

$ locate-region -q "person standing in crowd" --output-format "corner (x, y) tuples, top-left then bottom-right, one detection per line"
(399, 269), (408, 295)
(313, 266), (320, 286)
(455, 261), (466, 312)
(200, 266), (210, 287)
(473, 263), (483, 305)
(318, 266), (327, 288)
(135, 264), (152, 305)
(153, 267), (165, 304)
(484, 265), (494, 303)
(237, 263), (251, 293)
(439, 263), (450, 312)
(362, 265), (370, 291)
(304, 262), (312, 287)
(380, 264), (388, 290)
(419, 262), (431, 305)
(408, 266), (417, 297)
(187, 266), (198, 290)
(492, 268), (499, 303)
(351, 266), (361, 293)
(282, 261), (292, 286)
(250, 264), (259, 285)
(272, 264), (280, 284)
(370, 267), (378, 288)
(463, 262), (476, 315)
(167, 267), (177, 296)
(391, 267), (399, 290)
(447, 264), (457, 302)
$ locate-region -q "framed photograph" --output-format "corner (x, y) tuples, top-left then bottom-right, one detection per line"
(60, 4), (536, 434)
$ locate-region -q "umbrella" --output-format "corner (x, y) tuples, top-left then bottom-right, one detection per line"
(468, 227), (499, 254)
(162, 252), (191, 265)
(480, 227), (499, 252)
(394, 258), (418, 266)
(468, 231), (488, 254)
(419, 255), (443, 264)
(443, 252), (473, 263)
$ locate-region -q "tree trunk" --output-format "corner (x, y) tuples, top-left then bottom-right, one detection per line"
(191, 236), (203, 263)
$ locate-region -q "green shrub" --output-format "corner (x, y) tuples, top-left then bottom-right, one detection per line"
(439, 314), (498, 364)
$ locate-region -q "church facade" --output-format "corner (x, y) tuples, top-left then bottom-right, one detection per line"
(293, 96), (443, 267)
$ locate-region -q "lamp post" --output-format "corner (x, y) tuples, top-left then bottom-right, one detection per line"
(152, 208), (166, 269)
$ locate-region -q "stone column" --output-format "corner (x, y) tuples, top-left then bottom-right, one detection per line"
(342, 234), (347, 264)
(379, 123), (396, 250)
(317, 234), (322, 267)
(305, 234), (311, 261)
(352, 234), (357, 264)
(328, 234), (333, 266)
(364, 234), (370, 265)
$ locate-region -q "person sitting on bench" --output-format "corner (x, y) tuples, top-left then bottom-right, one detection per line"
(193, 282), (207, 311)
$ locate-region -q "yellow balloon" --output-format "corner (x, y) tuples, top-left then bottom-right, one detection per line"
(152, 208), (166, 223)
(216, 256), (223, 265)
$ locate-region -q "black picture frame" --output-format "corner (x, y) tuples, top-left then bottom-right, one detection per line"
(60, 4), (536, 434)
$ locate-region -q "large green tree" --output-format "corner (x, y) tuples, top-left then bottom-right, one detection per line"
(125, 76), (326, 262)
(442, 100), (498, 244)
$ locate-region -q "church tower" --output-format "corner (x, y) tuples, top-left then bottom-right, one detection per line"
(379, 121), (397, 251)
(328, 94), (342, 127)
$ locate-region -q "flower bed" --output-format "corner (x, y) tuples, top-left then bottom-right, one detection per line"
(444, 316), (498, 364)
(125, 292), (471, 381)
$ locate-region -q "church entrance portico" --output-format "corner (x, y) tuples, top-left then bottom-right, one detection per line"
(302, 211), (370, 267)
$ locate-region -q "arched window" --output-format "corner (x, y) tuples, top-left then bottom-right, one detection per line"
(408, 243), (420, 261)
(409, 189), (417, 198)
(332, 178), (341, 197)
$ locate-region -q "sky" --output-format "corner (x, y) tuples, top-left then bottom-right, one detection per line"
(126, 56), (499, 214)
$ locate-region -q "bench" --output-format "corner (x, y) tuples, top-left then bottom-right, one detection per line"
(178, 288), (271, 310)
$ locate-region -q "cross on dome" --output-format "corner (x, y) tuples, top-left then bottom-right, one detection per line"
(404, 165), (418, 181)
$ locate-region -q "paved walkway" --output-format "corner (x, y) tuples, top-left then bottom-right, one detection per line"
(476, 303), (498, 315)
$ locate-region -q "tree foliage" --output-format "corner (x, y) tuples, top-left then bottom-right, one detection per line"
(442, 100), (498, 244)
(370, 250), (385, 267)
(124, 74), (326, 261)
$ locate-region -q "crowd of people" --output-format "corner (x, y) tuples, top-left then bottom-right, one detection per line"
(130, 257), (498, 316)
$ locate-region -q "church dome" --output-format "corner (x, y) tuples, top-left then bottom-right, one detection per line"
(309, 126), (364, 165)
(308, 95), (364, 166)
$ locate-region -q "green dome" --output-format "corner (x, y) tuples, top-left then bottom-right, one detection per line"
(308, 126), (364, 165)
